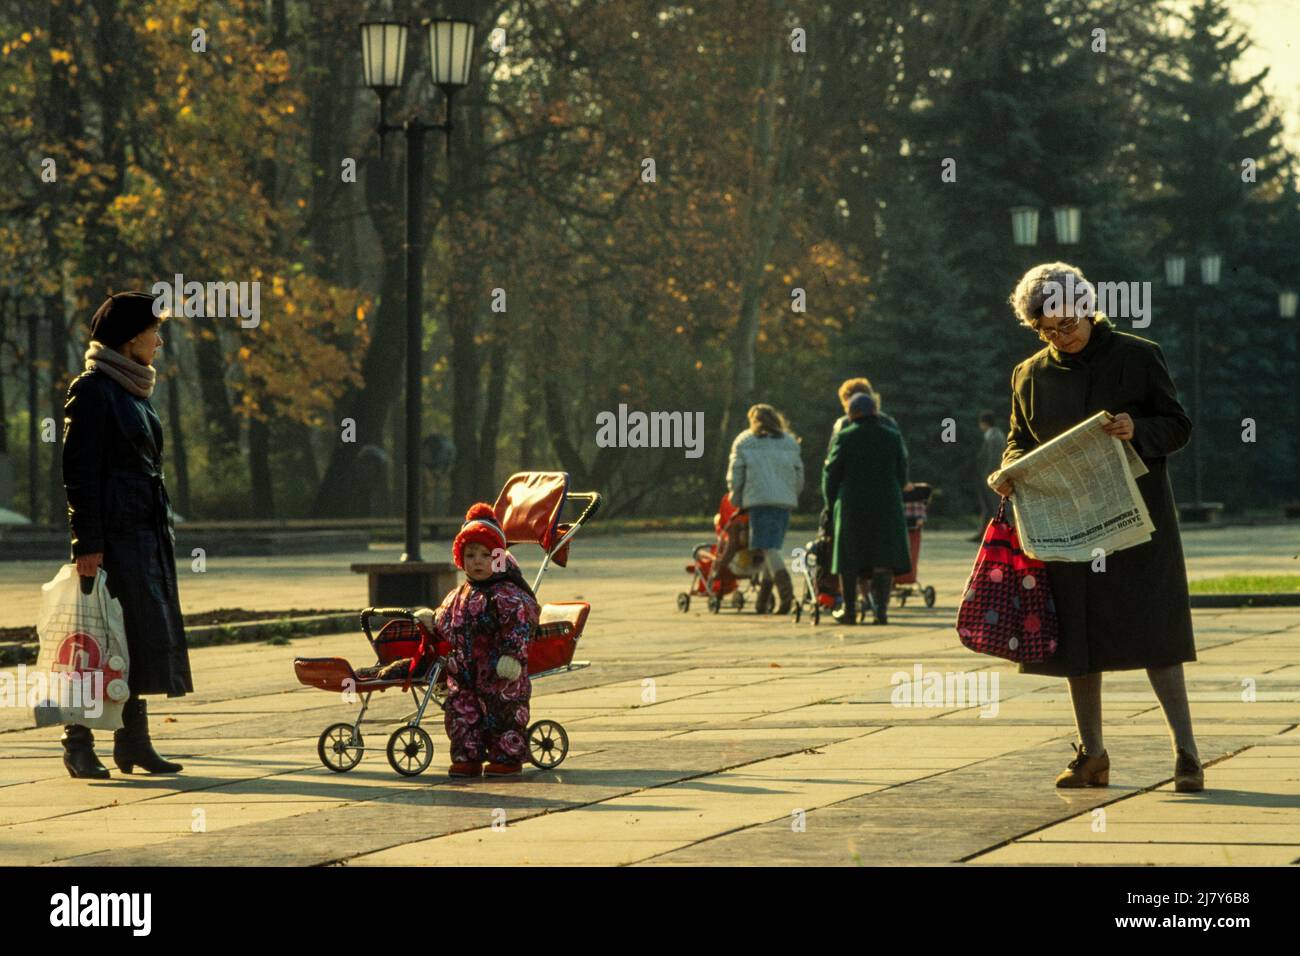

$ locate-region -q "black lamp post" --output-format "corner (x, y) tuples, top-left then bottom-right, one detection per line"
(1281, 289), (1299, 514)
(1194, 251), (1222, 508)
(1165, 250), (1222, 513)
(360, 17), (475, 563)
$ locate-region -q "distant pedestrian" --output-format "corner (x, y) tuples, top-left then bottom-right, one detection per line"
(972, 410), (1006, 541)
(992, 262), (1203, 792)
(822, 392), (912, 625)
(827, 377), (899, 452)
(727, 404), (803, 614)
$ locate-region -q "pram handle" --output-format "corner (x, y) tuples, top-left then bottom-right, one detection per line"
(566, 491), (602, 526)
(360, 606), (421, 644)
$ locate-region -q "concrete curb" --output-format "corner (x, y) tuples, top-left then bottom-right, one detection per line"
(1189, 593), (1300, 608)
(0, 612), (357, 667)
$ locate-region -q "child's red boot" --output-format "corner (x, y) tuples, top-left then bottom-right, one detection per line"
(448, 761), (483, 777)
(484, 761), (523, 776)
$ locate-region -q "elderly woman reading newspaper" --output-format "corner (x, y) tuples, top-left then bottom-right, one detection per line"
(988, 263), (1203, 793)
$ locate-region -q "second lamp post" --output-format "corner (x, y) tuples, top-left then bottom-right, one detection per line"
(360, 16), (475, 562)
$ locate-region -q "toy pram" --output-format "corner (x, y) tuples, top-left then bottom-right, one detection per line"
(293, 471), (601, 776)
(677, 491), (767, 614)
(792, 527), (838, 625)
(892, 482), (936, 608)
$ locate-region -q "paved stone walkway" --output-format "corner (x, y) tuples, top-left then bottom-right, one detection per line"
(0, 530), (1296, 865)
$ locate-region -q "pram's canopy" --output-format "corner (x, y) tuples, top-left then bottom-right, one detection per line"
(493, 471), (569, 551)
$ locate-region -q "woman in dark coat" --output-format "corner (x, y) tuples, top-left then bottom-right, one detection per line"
(60, 291), (190, 778)
(990, 262), (1202, 793)
(822, 392), (913, 625)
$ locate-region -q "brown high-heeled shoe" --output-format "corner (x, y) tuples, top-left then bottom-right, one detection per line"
(1174, 749), (1204, 793)
(1055, 743), (1109, 788)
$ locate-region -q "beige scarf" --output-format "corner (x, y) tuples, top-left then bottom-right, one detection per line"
(85, 341), (156, 398)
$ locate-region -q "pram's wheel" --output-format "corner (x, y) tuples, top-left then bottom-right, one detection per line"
(731, 591), (745, 610)
(387, 725), (434, 776)
(318, 722), (364, 773)
(792, 603), (801, 623)
(527, 719), (569, 769)
(707, 594), (722, 614)
(677, 592), (690, 612)
(924, 586), (936, 608)
(897, 592), (907, 607)
(755, 591), (774, 615)
(811, 605), (821, 625)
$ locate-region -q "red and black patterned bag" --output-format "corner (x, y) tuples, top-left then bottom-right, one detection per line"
(956, 498), (1059, 663)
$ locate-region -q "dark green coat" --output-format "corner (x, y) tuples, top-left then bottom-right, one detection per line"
(822, 416), (912, 575)
(1002, 319), (1195, 677)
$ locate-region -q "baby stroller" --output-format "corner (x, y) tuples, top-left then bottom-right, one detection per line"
(678, 491), (766, 614)
(792, 523), (839, 625)
(294, 471), (601, 777)
(892, 482), (936, 608)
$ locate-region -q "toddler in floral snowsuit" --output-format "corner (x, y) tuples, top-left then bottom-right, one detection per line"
(432, 502), (539, 777)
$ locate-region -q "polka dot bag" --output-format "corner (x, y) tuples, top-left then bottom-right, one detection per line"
(956, 498), (1058, 663)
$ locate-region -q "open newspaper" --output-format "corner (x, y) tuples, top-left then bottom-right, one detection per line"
(988, 411), (1154, 562)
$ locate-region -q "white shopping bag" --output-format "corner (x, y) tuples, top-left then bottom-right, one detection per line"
(32, 565), (131, 731)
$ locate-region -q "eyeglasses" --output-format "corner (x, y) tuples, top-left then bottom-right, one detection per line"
(1034, 314), (1081, 341)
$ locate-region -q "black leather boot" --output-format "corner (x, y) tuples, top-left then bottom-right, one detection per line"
(62, 724), (110, 779)
(114, 697), (183, 774)
(833, 572), (858, 625)
(870, 571), (893, 625)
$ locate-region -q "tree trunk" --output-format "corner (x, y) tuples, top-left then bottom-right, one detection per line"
(719, 4), (808, 485)
(312, 239), (406, 516)
(166, 367), (191, 516)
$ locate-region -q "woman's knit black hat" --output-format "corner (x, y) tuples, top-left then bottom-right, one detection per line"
(89, 291), (162, 348)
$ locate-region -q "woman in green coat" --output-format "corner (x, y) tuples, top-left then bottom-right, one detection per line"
(990, 262), (1203, 794)
(822, 392), (912, 625)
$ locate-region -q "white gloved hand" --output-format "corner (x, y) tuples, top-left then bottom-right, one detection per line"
(496, 656), (523, 682)
(414, 607), (436, 633)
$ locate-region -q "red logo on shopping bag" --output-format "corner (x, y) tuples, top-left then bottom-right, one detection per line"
(53, 632), (103, 674)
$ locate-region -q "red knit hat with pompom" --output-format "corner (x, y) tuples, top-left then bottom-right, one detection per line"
(453, 502), (508, 569)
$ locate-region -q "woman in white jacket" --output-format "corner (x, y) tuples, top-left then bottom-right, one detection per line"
(726, 404), (804, 613)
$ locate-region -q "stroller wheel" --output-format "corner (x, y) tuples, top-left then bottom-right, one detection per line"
(708, 594), (722, 613)
(732, 591), (745, 610)
(755, 592), (774, 615)
(811, 604), (820, 625)
(318, 722), (364, 773)
(677, 592), (690, 612)
(792, 603), (802, 623)
(527, 719), (569, 769)
(897, 592), (908, 607)
(386, 725), (434, 777)
(924, 586), (937, 608)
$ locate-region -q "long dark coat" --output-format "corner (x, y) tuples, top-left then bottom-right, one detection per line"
(822, 416), (912, 575)
(1002, 319), (1195, 677)
(63, 369), (192, 697)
